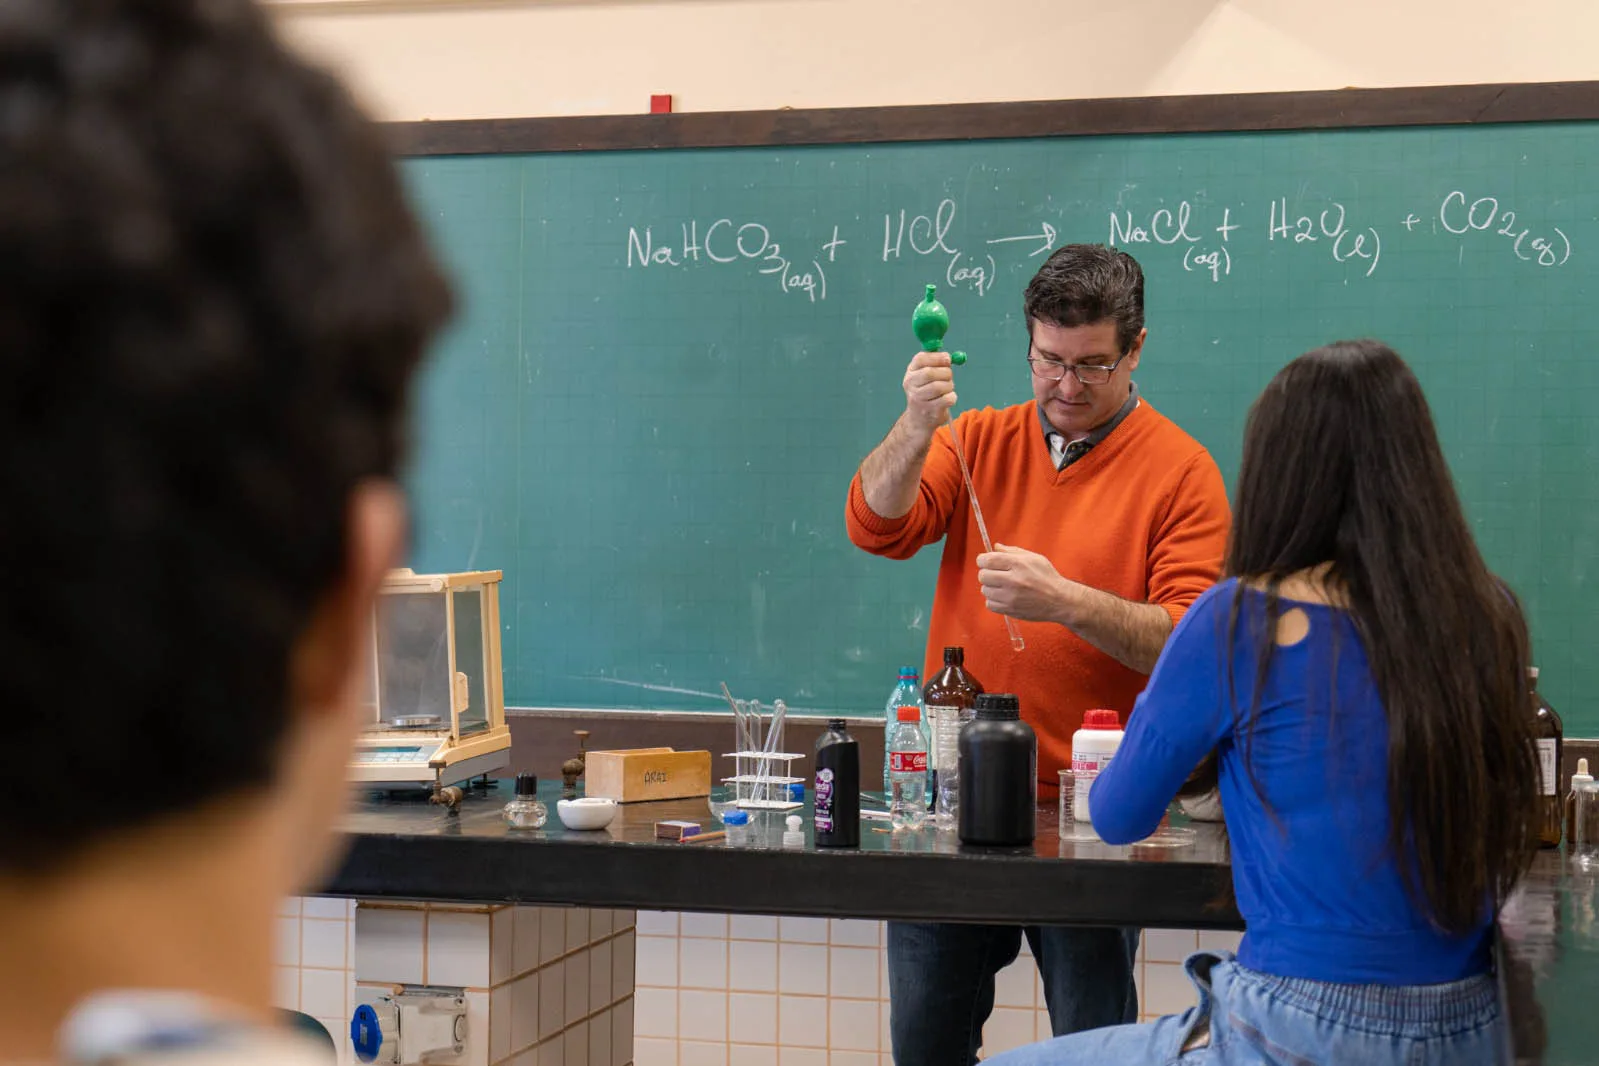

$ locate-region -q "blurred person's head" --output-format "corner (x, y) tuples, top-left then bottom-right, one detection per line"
(0, 0), (452, 1054)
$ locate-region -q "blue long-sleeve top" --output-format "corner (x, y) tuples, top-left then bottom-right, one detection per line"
(1090, 578), (1491, 985)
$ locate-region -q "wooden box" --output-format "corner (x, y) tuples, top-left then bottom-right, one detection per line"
(585, 747), (712, 803)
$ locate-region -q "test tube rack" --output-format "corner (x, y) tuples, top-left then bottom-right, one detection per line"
(721, 697), (804, 811)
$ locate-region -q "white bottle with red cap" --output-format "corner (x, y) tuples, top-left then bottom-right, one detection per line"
(1070, 709), (1124, 823)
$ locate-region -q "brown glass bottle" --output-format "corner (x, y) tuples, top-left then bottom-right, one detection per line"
(1532, 666), (1563, 849)
(923, 646), (984, 817)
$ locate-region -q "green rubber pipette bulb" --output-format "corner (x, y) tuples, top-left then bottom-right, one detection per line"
(911, 284), (966, 365)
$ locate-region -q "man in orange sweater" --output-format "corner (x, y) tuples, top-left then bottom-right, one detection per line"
(846, 245), (1230, 1063)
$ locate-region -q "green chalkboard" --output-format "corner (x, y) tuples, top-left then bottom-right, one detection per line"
(397, 120), (1598, 731)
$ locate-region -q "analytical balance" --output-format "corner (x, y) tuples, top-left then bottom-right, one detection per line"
(348, 568), (512, 791)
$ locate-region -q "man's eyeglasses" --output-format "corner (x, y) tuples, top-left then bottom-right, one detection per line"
(1028, 351), (1129, 386)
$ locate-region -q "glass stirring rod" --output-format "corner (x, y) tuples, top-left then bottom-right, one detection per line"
(947, 416), (1026, 651)
(911, 283), (1025, 653)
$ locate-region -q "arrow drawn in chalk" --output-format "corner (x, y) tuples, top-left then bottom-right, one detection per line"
(986, 222), (1058, 256)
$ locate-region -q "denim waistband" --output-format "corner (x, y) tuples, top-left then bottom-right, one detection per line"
(1231, 964), (1500, 1035)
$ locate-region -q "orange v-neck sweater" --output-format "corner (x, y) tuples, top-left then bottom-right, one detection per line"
(846, 399), (1231, 788)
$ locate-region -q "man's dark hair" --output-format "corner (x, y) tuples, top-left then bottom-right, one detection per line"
(0, 0), (453, 872)
(1023, 244), (1145, 353)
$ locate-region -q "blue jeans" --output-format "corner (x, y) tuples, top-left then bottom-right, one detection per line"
(886, 922), (1139, 1066)
(984, 952), (1504, 1066)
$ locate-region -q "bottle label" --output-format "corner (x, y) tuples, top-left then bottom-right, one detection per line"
(1538, 739), (1558, 797)
(1072, 751), (1114, 775)
(925, 704), (958, 772)
(890, 751), (928, 774)
(814, 768), (835, 831)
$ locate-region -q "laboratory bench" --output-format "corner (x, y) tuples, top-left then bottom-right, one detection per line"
(320, 779), (1579, 1064)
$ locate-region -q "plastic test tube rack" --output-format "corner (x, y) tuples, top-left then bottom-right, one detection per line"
(721, 697), (804, 811)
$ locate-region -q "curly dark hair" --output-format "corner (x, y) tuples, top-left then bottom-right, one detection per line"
(1022, 243), (1145, 353)
(0, 0), (453, 871)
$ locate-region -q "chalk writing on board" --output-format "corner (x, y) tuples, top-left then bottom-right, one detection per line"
(626, 219), (836, 301)
(1267, 198), (1382, 278)
(1111, 202), (1244, 284)
(882, 199), (996, 296)
(1438, 192), (1572, 267)
(986, 223), (1058, 256)
(822, 226), (847, 262)
(1110, 202), (1203, 246)
(1184, 246), (1231, 282)
(883, 199), (959, 260)
(621, 191), (1573, 300)
(948, 253), (997, 296)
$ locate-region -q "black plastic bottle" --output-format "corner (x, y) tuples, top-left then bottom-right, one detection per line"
(958, 694), (1037, 846)
(814, 718), (861, 848)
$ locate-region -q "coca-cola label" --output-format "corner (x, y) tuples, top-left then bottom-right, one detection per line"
(889, 751), (928, 774)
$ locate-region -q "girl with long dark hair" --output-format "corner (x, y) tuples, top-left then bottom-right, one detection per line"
(989, 339), (1538, 1065)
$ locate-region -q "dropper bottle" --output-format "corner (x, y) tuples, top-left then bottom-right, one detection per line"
(1569, 759), (1598, 868)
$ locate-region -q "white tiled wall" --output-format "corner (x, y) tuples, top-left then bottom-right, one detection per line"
(275, 898), (635, 1066)
(630, 913), (1242, 1065)
(275, 899), (1240, 1064)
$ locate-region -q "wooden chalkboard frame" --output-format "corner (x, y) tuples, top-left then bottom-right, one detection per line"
(387, 81), (1599, 157)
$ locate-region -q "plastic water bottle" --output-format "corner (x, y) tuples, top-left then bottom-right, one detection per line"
(888, 705), (928, 830)
(883, 666), (922, 794)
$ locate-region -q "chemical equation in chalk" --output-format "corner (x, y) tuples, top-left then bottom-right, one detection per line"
(619, 187), (1577, 303)
(883, 198), (998, 295)
(1436, 191), (1572, 267)
(625, 219), (840, 302)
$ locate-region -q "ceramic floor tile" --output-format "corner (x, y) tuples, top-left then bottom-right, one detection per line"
(1144, 929), (1199, 964)
(681, 912), (730, 939)
(728, 991), (778, 1045)
(354, 906), (425, 985)
(637, 935), (679, 987)
(778, 917), (828, 944)
(509, 972), (540, 1054)
(537, 961), (565, 1041)
(682, 934), (729, 990)
(564, 948), (590, 1019)
(302, 897), (350, 920)
(637, 911), (679, 936)
(730, 939), (778, 993)
(679, 988), (728, 1043)
(589, 939), (614, 1009)
(276, 916), (300, 968)
(778, 1049), (827, 1066)
(299, 969), (347, 1020)
(827, 947), (877, 1000)
(980, 1007), (1036, 1056)
(634, 987), (678, 1040)
(730, 915), (778, 941)
(777, 944), (827, 996)
(993, 957), (1037, 1009)
(777, 995), (827, 1048)
(828, 920), (881, 948)
(634, 1037), (677, 1066)
(828, 998), (878, 1052)
(680, 1041), (729, 1066)
(428, 910), (491, 988)
(1144, 962), (1195, 1017)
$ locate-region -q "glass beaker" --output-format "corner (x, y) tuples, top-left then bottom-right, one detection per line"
(1058, 769), (1100, 841)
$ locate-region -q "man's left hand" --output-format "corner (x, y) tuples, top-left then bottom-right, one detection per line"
(976, 544), (1077, 624)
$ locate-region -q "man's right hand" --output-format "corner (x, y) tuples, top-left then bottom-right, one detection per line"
(902, 350), (957, 433)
